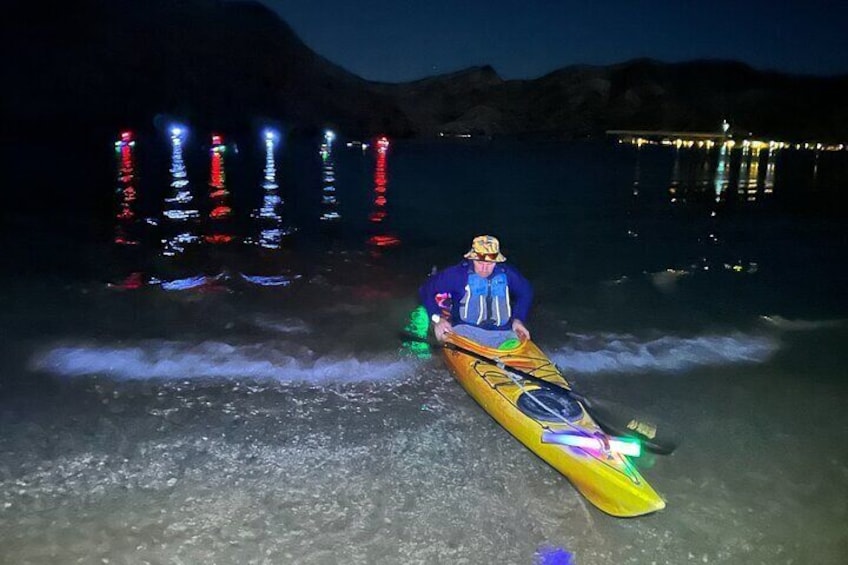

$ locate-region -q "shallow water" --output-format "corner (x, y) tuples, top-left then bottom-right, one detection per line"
(1, 135), (847, 563)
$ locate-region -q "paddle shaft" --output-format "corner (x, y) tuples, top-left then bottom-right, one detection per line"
(441, 340), (614, 420)
(441, 341), (574, 395)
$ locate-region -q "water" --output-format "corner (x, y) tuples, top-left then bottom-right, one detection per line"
(1, 130), (847, 564)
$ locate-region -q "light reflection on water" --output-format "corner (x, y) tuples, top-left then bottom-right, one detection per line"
(661, 143), (778, 206)
(248, 131), (293, 250)
(627, 142), (806, 282)
(367, 136), (401, 254)
(319, 131), (341, 223)
(713, 143), (730, 202)
(95, 131), (848, 322)
(161, 127), (200, 259)
(96, 133), (848, 314)
(105, 128), (414, 289)
(113, 131), (139, 247)
(204, 134), (235, 245)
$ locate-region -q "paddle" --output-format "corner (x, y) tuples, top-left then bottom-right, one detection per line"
(401, 332), (678, 455)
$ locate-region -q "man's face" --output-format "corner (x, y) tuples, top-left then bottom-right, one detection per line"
(473, 260), (495, 278)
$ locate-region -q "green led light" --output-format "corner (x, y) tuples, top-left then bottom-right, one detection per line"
(542, 431), (642, 457)
(401, 305), (431, 359)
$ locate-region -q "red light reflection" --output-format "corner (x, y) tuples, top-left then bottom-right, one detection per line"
(204, 234), (234, 244)
(367, 137), (400, 251)
(114, 135), (139, 246)
(115, 271), (144, 290)
(206, 139), (235, 244)
(368, 234), (400, 247)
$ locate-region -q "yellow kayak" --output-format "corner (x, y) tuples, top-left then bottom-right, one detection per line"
(441, 330), (666, 517)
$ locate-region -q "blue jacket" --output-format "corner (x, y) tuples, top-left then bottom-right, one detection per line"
(419, 260), (533, 330)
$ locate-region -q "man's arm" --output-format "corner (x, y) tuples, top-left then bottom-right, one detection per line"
(419, 265), (462, 342)
(418, 271), (446, 319)
(506, 266), (534, 322)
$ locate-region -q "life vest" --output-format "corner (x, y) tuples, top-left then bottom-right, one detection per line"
(459, 270), (511, 328)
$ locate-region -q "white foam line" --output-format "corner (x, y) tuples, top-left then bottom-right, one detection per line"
(548, 332), (780, 375)
(29, 340), (417, 384)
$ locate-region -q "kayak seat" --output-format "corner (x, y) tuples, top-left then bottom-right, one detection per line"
(517, 388), (583, 422)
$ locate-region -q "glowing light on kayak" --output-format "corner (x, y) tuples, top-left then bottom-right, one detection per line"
(541, 431), (642, 457)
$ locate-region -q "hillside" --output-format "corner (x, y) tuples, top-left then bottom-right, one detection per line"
(4, 0), (847, 141)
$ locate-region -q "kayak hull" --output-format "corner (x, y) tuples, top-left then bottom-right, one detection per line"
(441, 332), (666, 518)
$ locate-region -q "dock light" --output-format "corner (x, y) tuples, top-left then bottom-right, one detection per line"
(324, 130), (335, 142)
(541, 431), (642, 457)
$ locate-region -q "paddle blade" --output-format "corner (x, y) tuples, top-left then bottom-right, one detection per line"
(572, 393), (679, 455)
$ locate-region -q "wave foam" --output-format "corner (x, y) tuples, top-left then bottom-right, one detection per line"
(29, 340), (417, 384)
(548, 332), (779, 375)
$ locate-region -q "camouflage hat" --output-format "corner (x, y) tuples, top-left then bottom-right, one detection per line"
(464, 235), (507, 262)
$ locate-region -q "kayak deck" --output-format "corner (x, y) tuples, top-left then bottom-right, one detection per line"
(441, 331), (666, 517)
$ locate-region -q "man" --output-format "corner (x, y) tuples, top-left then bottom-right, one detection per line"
(419, 235), (533, 343)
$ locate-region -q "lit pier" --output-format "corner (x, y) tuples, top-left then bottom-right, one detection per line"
(607, 122), (844, 152)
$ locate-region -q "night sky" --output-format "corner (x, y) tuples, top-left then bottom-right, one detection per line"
(259, 0), (848, 83)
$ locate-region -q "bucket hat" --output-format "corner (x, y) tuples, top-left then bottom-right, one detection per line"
(464, 235), (507, 262)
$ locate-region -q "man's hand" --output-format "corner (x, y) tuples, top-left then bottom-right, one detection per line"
(512, 319), (530, 341)
(433, 319), (453, 342)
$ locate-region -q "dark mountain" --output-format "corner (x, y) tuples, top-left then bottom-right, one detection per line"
(3, 0), (412, 139)
(4, 0), (847, 141)
(376, 59), (848, 141)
